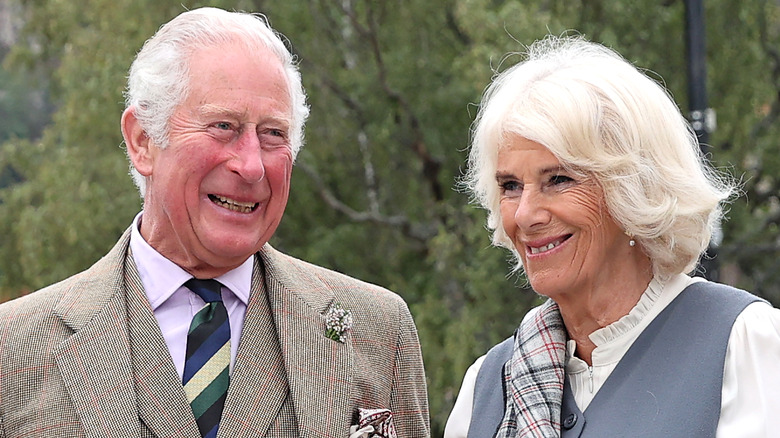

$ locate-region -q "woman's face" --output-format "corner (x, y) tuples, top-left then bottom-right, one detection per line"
(497, 137), (636, 300)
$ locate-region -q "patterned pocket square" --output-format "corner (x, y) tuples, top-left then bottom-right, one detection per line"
(348, 408), (397, 438)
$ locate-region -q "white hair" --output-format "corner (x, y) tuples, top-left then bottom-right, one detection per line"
(464, 35), (735, 279)
(124, 7), (309, 196)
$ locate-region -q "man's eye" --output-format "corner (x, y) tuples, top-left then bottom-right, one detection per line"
(215, 122), (232, 130)
(260, 128), (289, 148)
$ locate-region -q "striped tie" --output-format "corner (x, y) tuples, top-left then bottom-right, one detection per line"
(183, 279), (230, 438)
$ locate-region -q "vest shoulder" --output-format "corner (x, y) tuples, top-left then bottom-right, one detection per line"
(682, 280), (765, 307)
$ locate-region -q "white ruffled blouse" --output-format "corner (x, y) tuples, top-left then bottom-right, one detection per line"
(444, 274), (780, 438)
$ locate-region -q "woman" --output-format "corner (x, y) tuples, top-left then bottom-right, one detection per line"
(445, 36), (780, 438)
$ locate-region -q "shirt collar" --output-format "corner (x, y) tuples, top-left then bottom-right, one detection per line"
(129, 212), (252, 309)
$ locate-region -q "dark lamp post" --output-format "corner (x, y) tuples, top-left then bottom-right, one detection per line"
(685, 0), (719, 281)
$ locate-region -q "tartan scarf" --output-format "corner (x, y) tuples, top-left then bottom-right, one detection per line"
(495, 299), (568, 438)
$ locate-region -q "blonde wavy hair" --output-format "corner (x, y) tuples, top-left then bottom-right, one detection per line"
(464, 35), (735, 279)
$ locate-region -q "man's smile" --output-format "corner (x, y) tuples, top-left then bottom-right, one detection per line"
(208, 194), (259, 213)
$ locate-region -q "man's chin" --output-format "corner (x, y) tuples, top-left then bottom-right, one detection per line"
(192, 238), (264, 269)
(208, 243), (264, 262)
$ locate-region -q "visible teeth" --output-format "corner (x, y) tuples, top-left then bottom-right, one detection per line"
(211, 195), (258, 213)
(530, 240), (561, 255)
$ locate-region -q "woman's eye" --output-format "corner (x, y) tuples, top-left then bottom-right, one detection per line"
(550, 174), (574, 185)
(500, 180), (522, 194)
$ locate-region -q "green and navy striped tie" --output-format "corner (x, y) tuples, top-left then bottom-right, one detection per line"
(183, 279), (230, 438)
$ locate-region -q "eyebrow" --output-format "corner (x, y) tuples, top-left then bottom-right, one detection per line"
(495, 165), (566, 181)
(198, 104), (245, 119)
(197, 105), (291, 128)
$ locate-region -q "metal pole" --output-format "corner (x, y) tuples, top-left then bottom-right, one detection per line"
(685, 0), (719, 281)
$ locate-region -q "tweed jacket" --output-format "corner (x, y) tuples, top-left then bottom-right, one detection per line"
(0, 228), (430, 437)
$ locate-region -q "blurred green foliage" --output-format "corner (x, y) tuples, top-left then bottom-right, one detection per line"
(1, 0), (779, 433)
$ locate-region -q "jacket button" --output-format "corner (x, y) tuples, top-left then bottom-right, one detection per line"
(563, 413), (578, 429)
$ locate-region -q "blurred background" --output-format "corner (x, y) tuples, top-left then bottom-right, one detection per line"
(1, 0), (778, 433)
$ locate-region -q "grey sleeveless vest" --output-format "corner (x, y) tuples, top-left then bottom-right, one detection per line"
(467, 282), (762, 438)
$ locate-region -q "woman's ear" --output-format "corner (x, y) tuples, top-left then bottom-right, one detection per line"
(122, 106), (154, 177)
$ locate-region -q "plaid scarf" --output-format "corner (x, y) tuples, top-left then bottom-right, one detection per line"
(495, 299), (568, 438)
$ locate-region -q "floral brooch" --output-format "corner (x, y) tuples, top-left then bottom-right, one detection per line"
(324, 303), (353, 343)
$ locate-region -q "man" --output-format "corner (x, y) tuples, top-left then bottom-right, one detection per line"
(0, 7), (429, 438)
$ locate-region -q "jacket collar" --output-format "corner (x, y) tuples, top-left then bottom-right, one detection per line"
(257, 244), (355, 437)
(51, 230), (356, 437)
(52, 228), (152, 437)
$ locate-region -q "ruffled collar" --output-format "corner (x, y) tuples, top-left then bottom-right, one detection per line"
(565, 274), (697, 369)
(589, 277), (665, 346)
(565, 277), (665, 368)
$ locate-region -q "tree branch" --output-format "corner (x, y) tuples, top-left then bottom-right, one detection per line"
(339, 0), (444, 202)
(297, 160), (406, 226)
(296, 160), (438, 242)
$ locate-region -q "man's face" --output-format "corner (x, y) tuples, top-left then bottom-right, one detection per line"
(138, 42), (293, 277)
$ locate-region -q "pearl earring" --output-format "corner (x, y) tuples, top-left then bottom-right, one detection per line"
(625, 231), (636, 247)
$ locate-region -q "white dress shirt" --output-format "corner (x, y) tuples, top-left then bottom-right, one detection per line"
(129, 212), (252, 378)
(444, 274), (780, 438)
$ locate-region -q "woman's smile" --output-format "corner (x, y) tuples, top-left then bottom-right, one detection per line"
(526, 234), (572, 255)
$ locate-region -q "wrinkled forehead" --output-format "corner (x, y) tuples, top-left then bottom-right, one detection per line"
(185, 40), (292, 100)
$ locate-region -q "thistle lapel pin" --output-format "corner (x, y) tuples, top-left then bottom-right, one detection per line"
(324, 303), (353, 343)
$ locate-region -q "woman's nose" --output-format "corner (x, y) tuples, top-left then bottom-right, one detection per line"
(513, 190), (551, 229)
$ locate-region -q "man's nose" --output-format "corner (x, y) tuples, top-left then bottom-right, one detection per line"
(228, 129), (266, 183)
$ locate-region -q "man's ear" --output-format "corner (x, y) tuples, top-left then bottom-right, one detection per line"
(122, 106), (155, 177)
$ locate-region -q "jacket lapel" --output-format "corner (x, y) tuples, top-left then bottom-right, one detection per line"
(260, 245), (355, 438)
(53, 233), (355, 437)
(124, 255), (201, 438)
(218, 256), (290, 437)
(52, 230), (143, 437)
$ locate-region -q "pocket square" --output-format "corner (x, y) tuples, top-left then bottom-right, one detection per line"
(348, 408), (397, 438)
